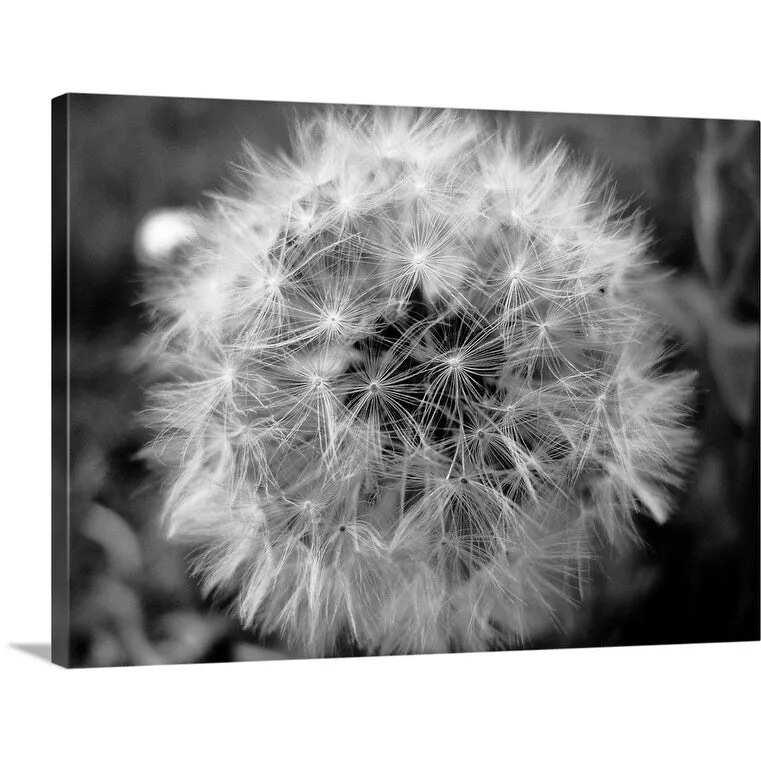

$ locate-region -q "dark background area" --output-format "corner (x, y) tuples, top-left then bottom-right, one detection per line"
(53, 94), (760, 666)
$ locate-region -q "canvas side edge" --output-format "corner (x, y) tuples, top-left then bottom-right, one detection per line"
(51, 94), (71, 668)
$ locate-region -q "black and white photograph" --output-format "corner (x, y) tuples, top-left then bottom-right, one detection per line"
(53, 95), (759, 667)
(2, 7), (760, 759)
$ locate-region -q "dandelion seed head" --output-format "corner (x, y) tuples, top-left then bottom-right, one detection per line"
(142, 106), (696, 656)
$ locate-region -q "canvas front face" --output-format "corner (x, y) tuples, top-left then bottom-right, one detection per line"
(52, 95), (760, 667)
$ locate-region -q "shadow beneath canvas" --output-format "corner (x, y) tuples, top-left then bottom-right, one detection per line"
(9, 643), (51, 662)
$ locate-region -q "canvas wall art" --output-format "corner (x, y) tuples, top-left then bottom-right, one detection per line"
(51, 94), (759, 667)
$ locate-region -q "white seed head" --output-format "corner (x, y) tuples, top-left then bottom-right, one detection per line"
(142, 107), (695, 656)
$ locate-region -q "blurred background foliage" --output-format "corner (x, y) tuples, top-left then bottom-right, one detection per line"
(53, 94), (759, 666)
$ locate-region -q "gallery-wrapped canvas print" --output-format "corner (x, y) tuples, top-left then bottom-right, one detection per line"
(52, 94), (759, 667)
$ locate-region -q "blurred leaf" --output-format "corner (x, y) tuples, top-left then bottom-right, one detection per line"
(646, 275), (759, 425)
(154, 610), (231, 664)
(693, 121), (726, 289)
(82, 502), (143, 578)
(706, 318), (759, 426)
(693, 120), (760, 308)
(88, 631), (127, 669)
(81, 578), (164, 666)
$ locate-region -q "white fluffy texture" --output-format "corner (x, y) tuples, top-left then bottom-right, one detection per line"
(143, 108), (695, 655)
